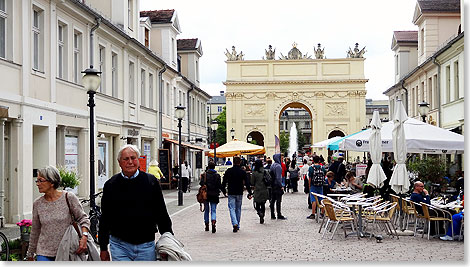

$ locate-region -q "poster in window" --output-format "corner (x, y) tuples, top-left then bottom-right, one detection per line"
(65, 136), (79, 194)
(98, 141), (109, 189)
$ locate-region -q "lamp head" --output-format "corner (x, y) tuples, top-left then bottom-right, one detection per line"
(175, 105), (186, 119)
(247, 135), (252, 142)
(418, 101), (430, 117)
(82, 67), (101, 92)
(211, 120), (218, 131)
(230, 128), (235, 139)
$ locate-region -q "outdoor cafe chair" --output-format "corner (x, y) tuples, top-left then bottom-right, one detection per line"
(389, 194), (402, 226)
(321, 199), (358, 240)
(409, 201), (426, 236)
(401, 198), (416, 230)
(421, 203), (453, 240)
(459, 216), (464, 241)
(364, 202), (399, 239)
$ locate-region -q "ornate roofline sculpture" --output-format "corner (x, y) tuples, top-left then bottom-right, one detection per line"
(224, 46), (244, 61)
(347, 43), (366, 58)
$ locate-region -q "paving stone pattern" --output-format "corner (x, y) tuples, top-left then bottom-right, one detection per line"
(163, 186), (465, 262)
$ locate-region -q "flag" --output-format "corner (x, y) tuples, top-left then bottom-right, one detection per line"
(274, 135), (280, 154)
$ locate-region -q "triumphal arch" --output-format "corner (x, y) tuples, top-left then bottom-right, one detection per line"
(224, 43), (368, 157)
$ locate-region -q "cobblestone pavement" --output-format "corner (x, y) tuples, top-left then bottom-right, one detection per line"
(163, 187), (465, 262)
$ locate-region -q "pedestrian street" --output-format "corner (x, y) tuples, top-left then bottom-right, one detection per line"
(161, 187), (465, 262)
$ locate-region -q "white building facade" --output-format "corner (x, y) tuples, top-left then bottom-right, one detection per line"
(0, 0), (209, 225)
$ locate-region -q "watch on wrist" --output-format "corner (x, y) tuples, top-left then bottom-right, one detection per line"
(82, 232), (90, 238)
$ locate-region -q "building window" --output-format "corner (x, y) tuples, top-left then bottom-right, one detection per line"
(165, 82), (170, 114)
(304, 121), (310, 129)
(173, 87), (177, 108)
(127, 0), (133, 30)
(73, 31), (82, 83)
(141, 69), (145, 107)
(420, 28), (424, 56)
(129, 61), (135, 103)
(183, 92), (186, 107)
(394, 55), (398, 75)
(420, 81), (424, 103)
(144, 28), (149, 47)
(427, 77), (432, 109)
(171, 38), (175, 63)
(196, 60), (200, 82)
(112, 52), (118, 98)
(0, 0), (7, 59)
(32, 7), (44, 71)
(445, 65), (451, 104)
(217, 106), (222, 113)
(57, 23), (65, 79)
(99, 45), (105, 93)
(148, 73), (153, 109)
(207, 106), (209, 113)
(454, 61), (459, 100)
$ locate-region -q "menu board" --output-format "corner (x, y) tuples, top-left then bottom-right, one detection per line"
(158, 149), (170, 183)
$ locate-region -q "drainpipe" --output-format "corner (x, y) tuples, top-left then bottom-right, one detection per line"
(187, 84), (194, 168)
(432, 56), (441, 127)
(400, 79), (408, 115)
(158, 65), (167, 149)
(89, 18), (101, 68)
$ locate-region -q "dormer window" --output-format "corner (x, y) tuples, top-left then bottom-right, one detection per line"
(128, 0), (133, 31)
(144, 28), (149, 47)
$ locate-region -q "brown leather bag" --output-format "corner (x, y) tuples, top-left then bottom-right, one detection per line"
(196, 172), (208, 211)
(65, 192), (82, 238)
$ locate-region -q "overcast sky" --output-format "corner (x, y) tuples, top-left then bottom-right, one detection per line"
(140, 0), (418, 100)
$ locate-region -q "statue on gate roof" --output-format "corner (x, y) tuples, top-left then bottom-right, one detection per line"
(347, 43), (366, 58)
(314, 43), (325, 59)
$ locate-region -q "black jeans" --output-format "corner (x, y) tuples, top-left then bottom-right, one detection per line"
(255, 201), (266, 217)
(290, 178), (299, 192)
(270, 190), (283, 217)
(181, 177), (189, 192)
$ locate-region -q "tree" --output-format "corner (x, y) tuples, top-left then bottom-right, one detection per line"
(280, 132), (289, 155)
(297, 123), (307, 151)
(215, 107), (227, 146)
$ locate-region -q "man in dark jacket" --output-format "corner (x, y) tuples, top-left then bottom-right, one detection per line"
(329, 153), (346, 184)
(269, 154), (287, 220)
(99, 145), (173, 261)
(221, 156), (253, 232)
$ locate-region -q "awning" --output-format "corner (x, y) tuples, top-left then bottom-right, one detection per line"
(163, 138), (207, 151)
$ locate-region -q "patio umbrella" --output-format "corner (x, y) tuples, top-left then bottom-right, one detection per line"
(366, 110), (387, 187)
(389, 100), (410, 194)
(207, 139), (265, 158)
(311, 136), (342, 148)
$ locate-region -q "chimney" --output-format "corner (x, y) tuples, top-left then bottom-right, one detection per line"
(220, 91), (224, 96)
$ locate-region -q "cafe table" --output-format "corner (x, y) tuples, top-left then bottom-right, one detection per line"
(345, 199), (374, 238)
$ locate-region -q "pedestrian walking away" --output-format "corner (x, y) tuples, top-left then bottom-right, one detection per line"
(270, 154), (287, 220)
(26, 166), (91, 261)
(221, 156), (253, 232)
(307, 156), (326, 220)
(200, 161), (223, 233)
(288, 160), (300, 193)
(181, 161), (192, 193)
(251, 159), (270, 224)
(99, 144), (173, 261)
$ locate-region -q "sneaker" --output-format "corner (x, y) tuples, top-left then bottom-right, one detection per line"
(233, 225), (238, 233)
(271, 215), (276, 220)
(440, 235), (453, 241)
(306, 214), (316, 219)
(277, 215), (287, 220)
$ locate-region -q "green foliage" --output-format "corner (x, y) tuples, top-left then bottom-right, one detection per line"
(407, 156), (448, 184)
(1, 238), (21, 261)
(279, 132), (289, 154)
(215, 107), (227, 146)
(58, 166), (81, 189)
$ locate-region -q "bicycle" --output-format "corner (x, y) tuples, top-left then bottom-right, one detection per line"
(81, 191), (103, 244)
(0, 231), (10, 261)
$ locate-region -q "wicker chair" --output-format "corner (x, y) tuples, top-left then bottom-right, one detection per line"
(321, 199), (357, 240)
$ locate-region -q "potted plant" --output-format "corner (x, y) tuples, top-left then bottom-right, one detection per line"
(16, 219), (32, 242)
(58, 166), (81, 193)
(407, 156), (448, 190)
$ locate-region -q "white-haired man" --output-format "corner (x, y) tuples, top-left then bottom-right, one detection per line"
(99, 145), (173, 261)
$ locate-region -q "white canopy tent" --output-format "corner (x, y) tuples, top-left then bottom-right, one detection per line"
(337, 117), (464, 154)
(311, 136), (343, 148)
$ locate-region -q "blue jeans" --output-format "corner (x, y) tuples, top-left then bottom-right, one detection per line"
(204, 202), (218, 223)
(36, 255), (55, 261)
(228, 195), (243, 227)
(109, 235), (156, 261)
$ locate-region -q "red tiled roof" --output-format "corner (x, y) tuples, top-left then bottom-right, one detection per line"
(394, 31), (418, 42)
(417, 0), (460, 13)
(139, 9), (174, 24)
(177, 39), (198, 50)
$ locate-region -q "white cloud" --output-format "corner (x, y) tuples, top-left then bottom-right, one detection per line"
(141, 0), (417, 99)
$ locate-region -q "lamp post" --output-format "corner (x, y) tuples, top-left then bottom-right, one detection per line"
(230, 128), (235, 140)
(211, 120), (218, 165)
(82, 67), (101, 210)
(175, 105), (186, 206)
(418, 101), (430, 123)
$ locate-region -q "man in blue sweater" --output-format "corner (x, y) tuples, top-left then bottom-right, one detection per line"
(99, 145), (173, 261)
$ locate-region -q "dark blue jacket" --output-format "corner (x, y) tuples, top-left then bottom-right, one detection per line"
(222, 165), (252, 195)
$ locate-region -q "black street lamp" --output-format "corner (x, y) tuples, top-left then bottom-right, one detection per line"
(418, 101), (430, 123)
(230, 128), (235, 140)
(211, 120), (218, 165)
(175, 105), (186, 206)
(82, 67), (101, 210)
